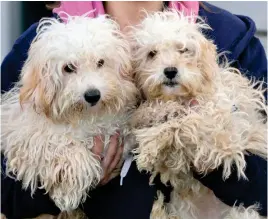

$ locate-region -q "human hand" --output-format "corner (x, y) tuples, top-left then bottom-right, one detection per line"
(92, 133), (124, 185)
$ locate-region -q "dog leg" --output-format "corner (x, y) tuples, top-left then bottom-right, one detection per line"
(49, 149), (101, 211)
(133, 124), (179, 182)
(174, 109), (267, 180)
(150, 191), (175, 219)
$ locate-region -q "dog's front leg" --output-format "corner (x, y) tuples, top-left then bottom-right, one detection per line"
(133, 121), (190, 185)
(44, 137), (102, 212)
(133, 125), (174, 172)
(175, 109), (263, 180)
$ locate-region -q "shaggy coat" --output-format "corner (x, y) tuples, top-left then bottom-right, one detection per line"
(130, 10), (267, 219)
(1, 14), (138, 213)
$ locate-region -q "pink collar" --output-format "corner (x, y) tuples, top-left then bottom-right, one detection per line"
(53, 1), (199, 21)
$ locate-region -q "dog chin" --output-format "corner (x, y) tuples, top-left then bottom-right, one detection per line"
(153, 84), (180, 101)
(162, 83), (180, 94)
(85, 102), (103, 114)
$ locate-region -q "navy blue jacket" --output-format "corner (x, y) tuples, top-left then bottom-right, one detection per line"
(1, 2), (267, 219)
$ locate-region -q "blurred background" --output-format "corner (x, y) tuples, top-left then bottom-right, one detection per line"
(1, 1), (267, 62)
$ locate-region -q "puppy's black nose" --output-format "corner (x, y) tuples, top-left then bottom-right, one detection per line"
(164, 67), (178, 79)
(84, 89), (101, 106)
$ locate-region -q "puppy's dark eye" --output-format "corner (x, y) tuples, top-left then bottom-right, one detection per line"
(179, 48), (189, 54)
(97, 59), (105, 68)
(63, 64), (76, 74)
(148, 50), (157, 59)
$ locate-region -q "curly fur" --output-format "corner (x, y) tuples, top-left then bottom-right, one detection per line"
(1, 13), (138, 214)
(224, 205), (262, 219)
(130, 10), (267, 219)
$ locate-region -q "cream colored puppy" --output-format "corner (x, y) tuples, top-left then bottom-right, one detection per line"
(130, 10), (267, 219)
(1, 14), (138, 213)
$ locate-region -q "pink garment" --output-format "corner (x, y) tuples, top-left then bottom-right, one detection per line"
(53, 1), (199, 21)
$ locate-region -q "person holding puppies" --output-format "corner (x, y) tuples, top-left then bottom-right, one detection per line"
(1, 2), (267, 219)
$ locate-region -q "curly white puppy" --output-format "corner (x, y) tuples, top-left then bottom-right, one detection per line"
(1, 14), (138, 212)
(129, 10), (267, 219)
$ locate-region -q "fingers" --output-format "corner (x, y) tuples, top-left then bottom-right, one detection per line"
(92, 135), (104, 161)
(92, 133), (124, 185)
(101, 141), (124, 185)
(107, 141), (124, 174)
(101, 134), (119, 171)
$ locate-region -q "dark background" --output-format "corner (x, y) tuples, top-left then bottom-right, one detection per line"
(21, 2), (54, 31)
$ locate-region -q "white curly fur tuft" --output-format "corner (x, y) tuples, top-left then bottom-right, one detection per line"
(224, 205), (265, 219)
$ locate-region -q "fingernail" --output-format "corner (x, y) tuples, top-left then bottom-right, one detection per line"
(94, 135), (101, 143)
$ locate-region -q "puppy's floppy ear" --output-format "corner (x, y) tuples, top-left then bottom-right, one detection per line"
(19, 52), (57, 117)
(199, 39), (218, 83)
(19, 18), (60, 117)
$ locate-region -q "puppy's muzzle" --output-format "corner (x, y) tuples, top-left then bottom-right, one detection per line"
(84, 89), (101, 106)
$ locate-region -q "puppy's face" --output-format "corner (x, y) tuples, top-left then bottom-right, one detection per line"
(20, 16), (137, 123)
(131, 11), (218, 101)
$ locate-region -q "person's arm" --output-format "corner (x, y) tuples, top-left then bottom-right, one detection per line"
(235, 35), (267, 99)
(194, 34), (267, 216)
(1, 23), (39, 93)
(80, 161), (160, 219)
